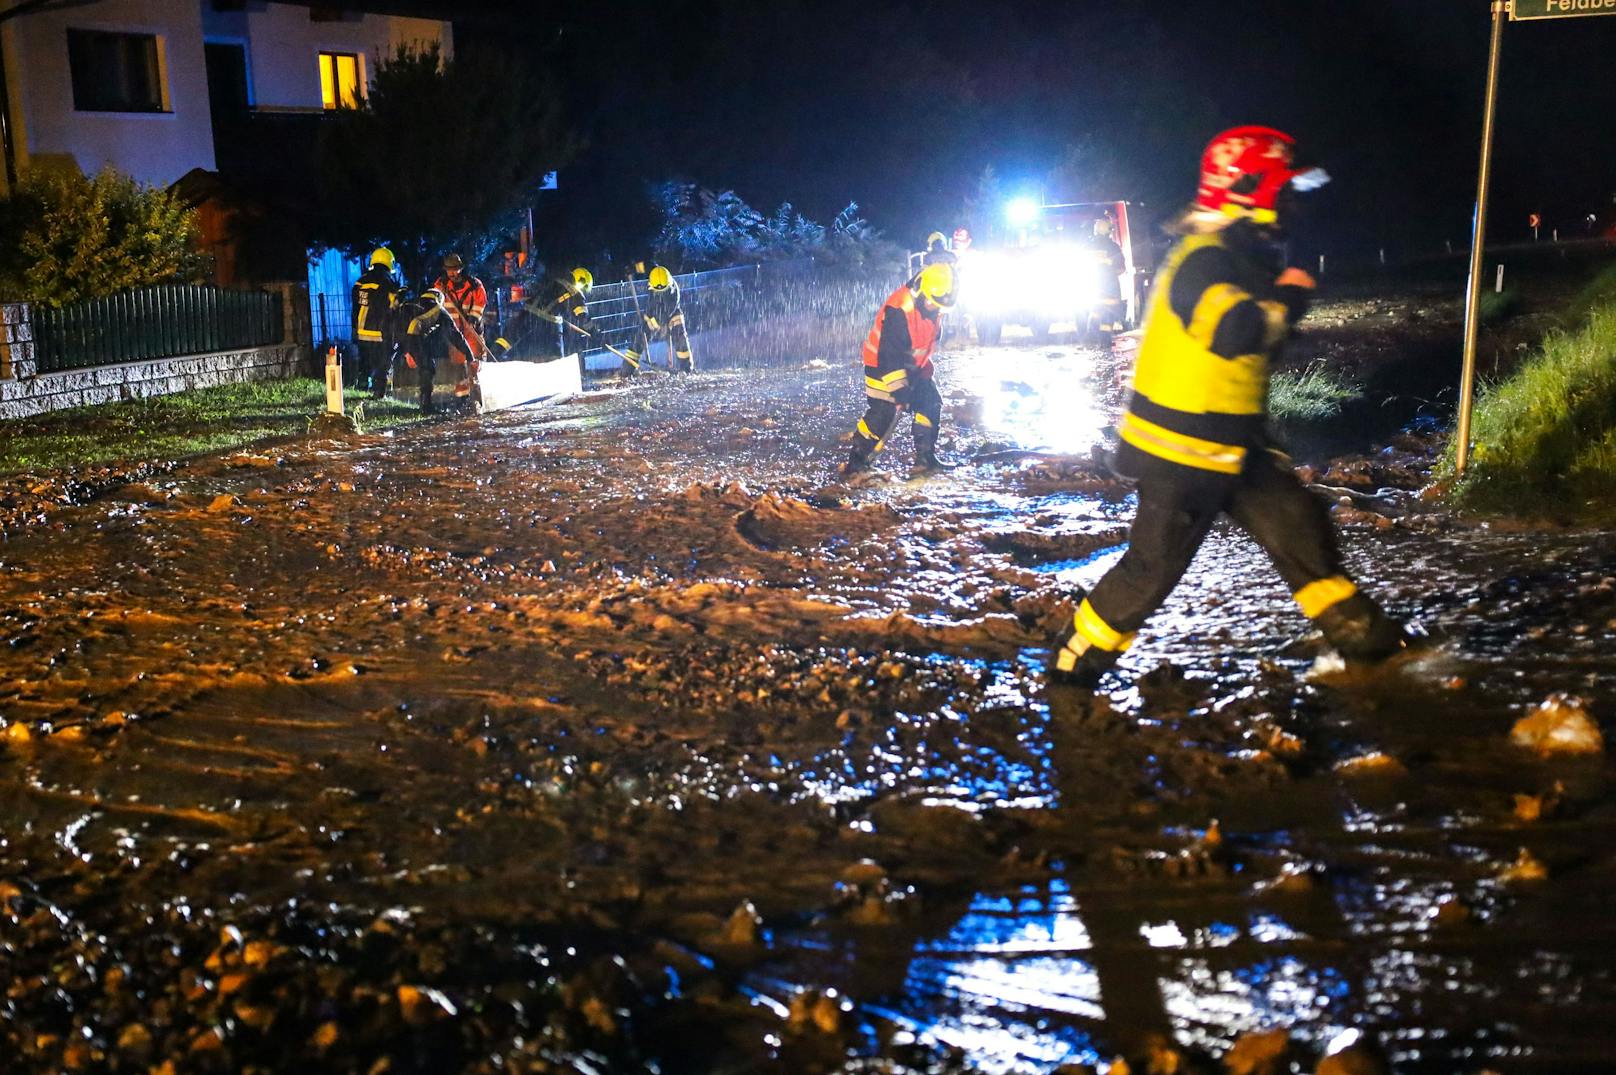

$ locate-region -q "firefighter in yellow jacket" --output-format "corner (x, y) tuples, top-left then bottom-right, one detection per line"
(351, 247), (401, 398)
(843, 262), (956, 475)
(624, 266), (694, 373)
(1048, 126), (1406, 688)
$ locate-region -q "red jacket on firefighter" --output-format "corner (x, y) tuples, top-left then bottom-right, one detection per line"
(844, 263), (955, 475)
(432, 254), (488, 363)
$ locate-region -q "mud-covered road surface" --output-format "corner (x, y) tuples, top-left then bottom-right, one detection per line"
(3, 341), (1615, 1074)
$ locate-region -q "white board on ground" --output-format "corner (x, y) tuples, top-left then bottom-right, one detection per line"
(474, 357), (582, 414)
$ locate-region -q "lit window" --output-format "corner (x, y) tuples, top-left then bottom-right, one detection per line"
(67, 29), (166, 113)
(318, 52), (361, 110)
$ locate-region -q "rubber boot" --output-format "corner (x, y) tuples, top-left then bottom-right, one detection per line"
(912, 424), (952, 474)
(419, 381), (435, 414)
(1315, 593), (1407, 663)
(841, 440), (875, 477)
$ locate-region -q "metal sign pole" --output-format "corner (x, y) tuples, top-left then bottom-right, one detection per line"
(1456, 0), (1509, 475)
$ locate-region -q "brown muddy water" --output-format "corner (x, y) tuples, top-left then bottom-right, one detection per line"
(2, 344), (1615, 1074)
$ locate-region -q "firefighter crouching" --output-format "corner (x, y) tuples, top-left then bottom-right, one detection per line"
(352, 247), (402, 398)
(431, 253), (489, 397)
(395, 288), (473, 414)
(492, 267), (596, 374)
(843, 262), (956, 476)
(626, 266), (694, 374)
(1049, 125), (1407, 688)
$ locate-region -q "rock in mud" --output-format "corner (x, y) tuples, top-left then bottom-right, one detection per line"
(721, 900), (764, 947)
(787, 987), (845, 1036)
(1222, 1028), (1291, 1075)
(1512, 782), (1564, 823)
(1509, 693), (1604, 757)
(1429, 894), (1472, 928)
(1332, 752), (1408, 777)
(1497, 847), (1548, 884)
(1315, 1031), (1390, 1075)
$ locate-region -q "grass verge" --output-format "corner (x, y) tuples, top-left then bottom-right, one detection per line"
(1440, 302), (1616, 523)
(0, 378), (422, 475)
(1269, 363), (1363, 423)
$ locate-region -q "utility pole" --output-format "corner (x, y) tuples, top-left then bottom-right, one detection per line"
(1454, 0), (1508, 475)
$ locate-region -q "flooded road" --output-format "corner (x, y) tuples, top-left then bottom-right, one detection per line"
(3, 341), (1615, 1073)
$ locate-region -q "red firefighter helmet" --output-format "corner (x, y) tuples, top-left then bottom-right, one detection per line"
(1195, 126), (1312, 223)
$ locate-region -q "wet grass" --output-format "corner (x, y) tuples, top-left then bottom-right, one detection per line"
(1442, 299), (1616, 522)
(1268, 363), (1362, 423)
(0, 378), (422, 475)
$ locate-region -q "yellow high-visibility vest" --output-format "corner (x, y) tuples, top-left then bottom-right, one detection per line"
(1118, 231), (1288, 475)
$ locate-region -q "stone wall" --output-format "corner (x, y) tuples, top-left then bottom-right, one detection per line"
(0, 284), (312, 421)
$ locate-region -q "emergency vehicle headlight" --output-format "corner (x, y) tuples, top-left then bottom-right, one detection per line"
(1006, 197), (1040, 226)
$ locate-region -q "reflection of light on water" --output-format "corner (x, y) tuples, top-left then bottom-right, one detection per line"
(1160, 955), (1351, 1054)
(954, 348), (1113, 456)
(890, 881), (1104, 1072)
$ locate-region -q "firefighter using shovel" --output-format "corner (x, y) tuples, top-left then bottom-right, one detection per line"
(842, 262), (956, 477)
(431, 253), (490, 398)
(492, 267), (597, 374)
(622, 266), (694, 375)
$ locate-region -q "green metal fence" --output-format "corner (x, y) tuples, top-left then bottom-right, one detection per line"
(32, 285), (284, 373)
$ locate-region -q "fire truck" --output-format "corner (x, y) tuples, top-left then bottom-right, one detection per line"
(954, 199), (1152, 346)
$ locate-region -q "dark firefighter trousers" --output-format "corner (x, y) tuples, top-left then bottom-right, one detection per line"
(357, 341), (393, 395)
(850, 374), (942, 464)
(628, 311), (693, 373)
(1065, 448), (1385, 667)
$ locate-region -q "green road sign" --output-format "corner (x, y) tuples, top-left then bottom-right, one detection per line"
(1511, 0), (1616, 20)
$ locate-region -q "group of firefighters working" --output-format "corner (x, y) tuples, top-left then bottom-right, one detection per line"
(845, 125), (1411, 689)
(350, 255), (694, 412)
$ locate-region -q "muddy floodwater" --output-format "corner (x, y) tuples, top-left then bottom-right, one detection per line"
(3, 343), (1615, 1074)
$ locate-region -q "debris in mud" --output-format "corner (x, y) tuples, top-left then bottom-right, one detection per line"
(787, 987), (847, 1036)
(1332, 751), (1407, 777)
(1497, 847), (1549, 883)
(1513, 782), (1564, 822)
(1315, 1030), (1391, 1075)
(983, 525), (1128, 563)
(1329, 503), (1394, 530)
(1222, 1028), (1292, 1075)
(308, 411), (360, 438)
(1509, 693), (1604, 756)
(1429, 894), (1473, 928)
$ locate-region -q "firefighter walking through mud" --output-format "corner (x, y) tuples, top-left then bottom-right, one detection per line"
(1049, 126), (1407, 688)
(843, 262), (956, 476)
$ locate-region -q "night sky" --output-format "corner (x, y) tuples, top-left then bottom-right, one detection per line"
(447, 0), (1616, 263)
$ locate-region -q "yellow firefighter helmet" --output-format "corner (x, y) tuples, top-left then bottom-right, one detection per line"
(647, 266), (674, 291)
(572, 267), (594, 293)
(370, 247), (396, 270)
(916, 263), (956, 308)
(926, 231), (946, 249)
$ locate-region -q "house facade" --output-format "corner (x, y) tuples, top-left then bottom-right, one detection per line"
(0, 0), (450, 195)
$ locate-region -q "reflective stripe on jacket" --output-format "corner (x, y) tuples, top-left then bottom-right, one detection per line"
(1119, 229), (1298, 476)
(352, 267), (399, 343)
(861, 284), (940, 401)
(432, 274), (488, 356)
